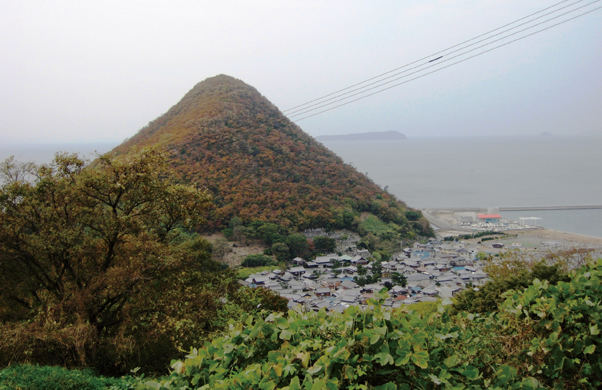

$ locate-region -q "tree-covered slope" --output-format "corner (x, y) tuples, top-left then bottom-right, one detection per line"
(111, 75), (432, 236)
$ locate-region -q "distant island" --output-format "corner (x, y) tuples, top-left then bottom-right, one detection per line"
(316, 130), (406, 142)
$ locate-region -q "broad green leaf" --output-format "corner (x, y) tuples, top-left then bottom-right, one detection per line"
(429, 374), (442, 385)
(411, 350), (429, 369)
(395, 352), (411, 366)
(276, 316), (290, 329)
(370, 334), (381, 345)
(302, 374), (313, 390)
(374, 352), (394, 366)
(280, 329), (293, 341)
(374, 326), (387, 335)
(439, 368), (451, 381)
(494, 364), (517, 386)
(311, 379), (326, 390)
(584, 344), (596, 354)
(444, 354), (461, 368)
(462, 365), (479, 380)
(333, 347), (350, 361)
(307, 364), (324, 375)
(297, 352), (310, 368)
(288, 376), (302, 390)
(284, 364), (297, 376)
(591, 324), (600, 335)
(379, 342), (390, 354)
(272, 363), (283, 377)
(521, 377), (541, 389)
(258, 377), (276, 390)
(223, 343), (235, 354)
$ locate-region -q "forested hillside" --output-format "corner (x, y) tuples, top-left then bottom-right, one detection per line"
(111, 75), (431, 237)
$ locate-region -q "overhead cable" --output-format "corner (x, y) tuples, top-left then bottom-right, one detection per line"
(291, 5), (601, 122)
(286, 0), (592, 117)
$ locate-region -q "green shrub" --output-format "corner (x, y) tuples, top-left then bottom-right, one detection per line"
(240, 254), (277, 267)
(0, 364), (134, 390)
(452, 261), (569, 314)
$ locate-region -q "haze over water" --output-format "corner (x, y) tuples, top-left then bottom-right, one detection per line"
(323, 136), (602, 238)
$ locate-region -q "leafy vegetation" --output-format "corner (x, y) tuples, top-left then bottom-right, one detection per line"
(137, 258), (602, 389)
(391, 272), (408, 287)
(358, 214), (392, 236)
(312, 236), (337, 254)
(0, 150), (287, 376)
(109, 75), (432, 238)
(0, 364), (134, 390)
(452, 260), (569, 314)
(241, 254), (278, 267)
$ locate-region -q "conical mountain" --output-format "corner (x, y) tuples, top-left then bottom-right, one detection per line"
(112, 75), (431, 237)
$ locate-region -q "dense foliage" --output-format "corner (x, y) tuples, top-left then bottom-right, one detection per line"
(0, 150), (287, 376)
(452, 261), (569, 314)
(242, 254), (278, 267)
(313, 236), (337, 254)
(140, 259), (602, 389)
(110, 75), (432, 238)
(0, 364), (134, 390)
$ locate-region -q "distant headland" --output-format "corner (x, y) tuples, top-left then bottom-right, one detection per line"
(316, 130), (406, 142)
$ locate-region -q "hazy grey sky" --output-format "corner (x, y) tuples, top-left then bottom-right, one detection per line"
(1, 0), (600, 144)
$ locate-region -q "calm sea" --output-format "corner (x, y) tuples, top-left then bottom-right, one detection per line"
(0, 143), (117, 165)
(322, 136), (602, 238)
(1, 137), (600, 237)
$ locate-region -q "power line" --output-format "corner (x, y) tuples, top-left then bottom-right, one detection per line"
(286, 0), (593, 117)
(283, 0), (582, 114)
(291, 5), (602, 122)
(289, 1), (601, 119)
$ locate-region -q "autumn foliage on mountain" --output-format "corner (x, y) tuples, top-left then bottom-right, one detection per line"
(111, 75), (431, 237)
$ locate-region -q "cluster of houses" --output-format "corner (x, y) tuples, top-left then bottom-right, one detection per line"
(241, 239), (491, 312)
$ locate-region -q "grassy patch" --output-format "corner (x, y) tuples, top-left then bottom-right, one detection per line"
(359, 214), (393, 236)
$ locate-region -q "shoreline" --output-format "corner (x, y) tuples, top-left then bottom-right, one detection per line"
(424, 208), (602, 246)
(511, 227), (602, 246)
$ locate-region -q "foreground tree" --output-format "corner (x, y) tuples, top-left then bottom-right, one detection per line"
(0, 148), (210, 329)
(0, 149), (223, 372)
